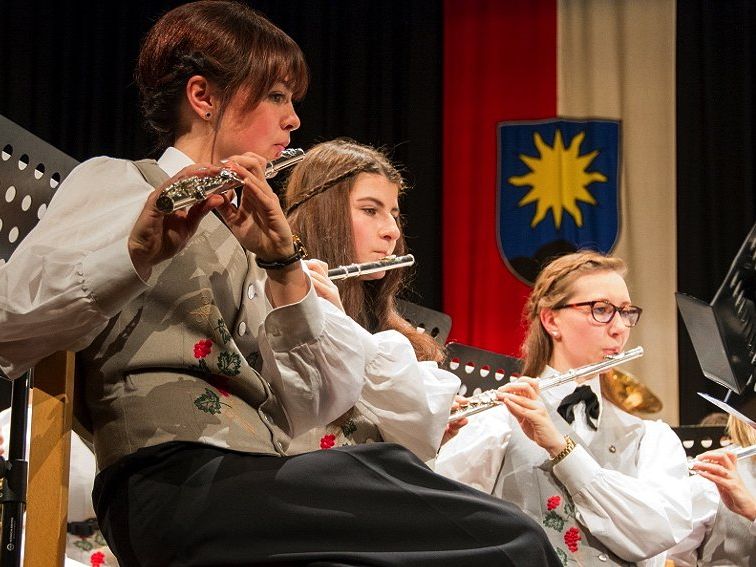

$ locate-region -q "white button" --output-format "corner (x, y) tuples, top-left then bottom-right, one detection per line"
(261, 411), (272, 424)
(608, 445), (616, 453)
(598, 554), (608, 562)
(276, 440), (284, 452)
(238, 321), (247, 335)
(247, 285), (257, 299)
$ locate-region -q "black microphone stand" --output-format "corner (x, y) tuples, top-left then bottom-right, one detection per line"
(1, 369), (32, 566)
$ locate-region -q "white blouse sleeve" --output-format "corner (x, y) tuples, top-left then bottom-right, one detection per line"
(349, 329), (460, 462)
(553, 419), (694, 562)
(665, 474), (719, 567)
(259, 295), (372, 436)
(435, 405), (514, 491)
(0, 157), (152, 379)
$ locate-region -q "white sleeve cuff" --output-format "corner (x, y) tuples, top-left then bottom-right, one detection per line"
(553, 443), (602, 493)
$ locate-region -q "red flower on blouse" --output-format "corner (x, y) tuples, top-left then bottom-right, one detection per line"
(320, 434), (336, 449)
(90, 551), (106, 567)
(547, 495), (561, 511)
(193, 339), (213, 359)
(564, 526), (581, 553)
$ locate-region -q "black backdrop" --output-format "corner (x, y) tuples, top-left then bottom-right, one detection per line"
(1, 0), (755, 424)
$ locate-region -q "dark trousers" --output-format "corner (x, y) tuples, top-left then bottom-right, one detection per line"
(94, 442), (561, 566)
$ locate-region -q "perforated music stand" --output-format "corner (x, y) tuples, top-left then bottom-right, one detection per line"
(0, 114), (78, 566)
(396, 298), (452, 346)
(442, 342), (523, 396)
(676, 222), (756, 427)
(672, 425), (731, 459)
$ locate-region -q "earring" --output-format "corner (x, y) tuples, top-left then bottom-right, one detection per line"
(204, 112), (212, 119)
(550, 330), (560, 338)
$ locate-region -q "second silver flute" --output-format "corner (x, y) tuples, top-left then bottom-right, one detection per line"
(448, 346), (645, 422)
(156, 148), (305, 214)
(328, 254), (415, 280)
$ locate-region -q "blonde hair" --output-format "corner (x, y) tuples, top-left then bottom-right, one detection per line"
(727, 415), (756, 449)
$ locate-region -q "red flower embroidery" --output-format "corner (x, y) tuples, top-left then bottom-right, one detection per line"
(564, 526), (581, 553)
(547, 495), (561, 511)
(193, 339), (213, 359)
(90, 551), (106, 567)
(320, 434), (336, 449)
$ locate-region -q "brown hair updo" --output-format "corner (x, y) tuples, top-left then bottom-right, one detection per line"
(135, 0), (308, 150)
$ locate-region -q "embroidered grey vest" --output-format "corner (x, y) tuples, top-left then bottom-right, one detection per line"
(79, 160), (290, 470)
(494, 399), (644, 566)
(698, 459), (756, 566)
(287, 407), (382, 454)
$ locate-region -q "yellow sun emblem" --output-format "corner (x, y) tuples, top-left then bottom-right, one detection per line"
(508, 130), (607, 228)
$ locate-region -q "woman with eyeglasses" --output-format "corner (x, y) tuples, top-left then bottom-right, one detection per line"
(436, 251), (693, 566)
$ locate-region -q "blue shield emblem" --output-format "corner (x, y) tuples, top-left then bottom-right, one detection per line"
(497, 119), (621, 284)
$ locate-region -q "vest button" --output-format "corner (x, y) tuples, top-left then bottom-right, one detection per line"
(247, 285), (257, 300)
(276, 440), (284, 452)
(608, 445), (617, 453)
(260, 411), (272, 424)
(238, 321), (247, 335)
(598, 554), (608, 562)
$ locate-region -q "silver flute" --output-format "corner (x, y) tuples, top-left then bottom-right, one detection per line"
(156, 148), (306, 214)
(448, 346), (645, 422)
(688, 442), (756, 473)
(328, 254), (415, 280)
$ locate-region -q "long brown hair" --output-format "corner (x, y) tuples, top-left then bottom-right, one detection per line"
(285, 139), (443, 363)
(521, 251), (628, 401)
(135, 0), (308, 150)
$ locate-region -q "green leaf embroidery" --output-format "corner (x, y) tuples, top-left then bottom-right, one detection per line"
(73, 539), (95, 552)
(195, 358), (210, 374)
(341, 419), (357, 437)
(563, 500), (576, 518)
(555, 547), (568, 566)
(217, 351), (241, 376)
(216, 319), (232, 344)
(543, 510), (566, 532)
(194, 388), (229, 415)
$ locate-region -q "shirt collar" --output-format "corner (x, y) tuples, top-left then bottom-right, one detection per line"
(157, 147), (194, 177)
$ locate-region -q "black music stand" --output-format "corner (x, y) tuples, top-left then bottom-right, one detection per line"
(672, 425), (731, 459)
(442, 342), (523, 396)
(396, 298), (452, 346)
(676, 223), (756, 427)
(0, 114), (78, 566)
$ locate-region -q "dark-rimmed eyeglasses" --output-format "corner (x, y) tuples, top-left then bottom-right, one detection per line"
(555, 300), (643, 327)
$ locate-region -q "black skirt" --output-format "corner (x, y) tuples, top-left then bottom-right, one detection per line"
(93, 442), (561, 567)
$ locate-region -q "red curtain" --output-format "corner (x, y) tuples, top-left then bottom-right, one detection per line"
(442, 0), (557, 355)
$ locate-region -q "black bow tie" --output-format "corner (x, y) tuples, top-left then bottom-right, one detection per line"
(557, 385), (599, 430)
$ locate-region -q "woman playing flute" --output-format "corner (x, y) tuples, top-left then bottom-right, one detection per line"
(667, 415), (756, 566)
(0, 2), (561, 564)
(436, 251), (693, 566)
(284, 139), (463, 459)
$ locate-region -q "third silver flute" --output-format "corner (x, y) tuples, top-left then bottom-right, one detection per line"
(448, 346), (645, 422)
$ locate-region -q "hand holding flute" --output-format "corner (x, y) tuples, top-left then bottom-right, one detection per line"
(129, 151), (305, 300)
(690, 446), (756, 521)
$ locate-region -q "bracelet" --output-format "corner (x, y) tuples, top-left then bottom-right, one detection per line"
(551, 435), (576, 465)
(255, 235), (308, 270)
